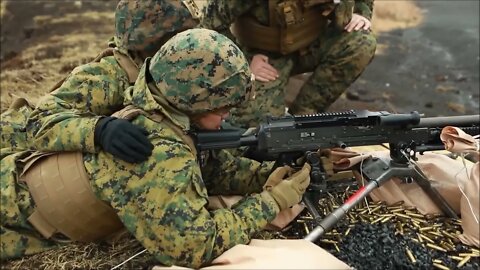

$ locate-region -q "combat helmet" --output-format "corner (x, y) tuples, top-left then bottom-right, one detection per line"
(115, 0), (200, 60)
(148, 28), (254, 115)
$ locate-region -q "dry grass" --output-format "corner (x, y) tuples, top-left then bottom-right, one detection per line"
(372, 0), (423, 33)
(2, 235), (156, 270)
(0, 9), (114, 111)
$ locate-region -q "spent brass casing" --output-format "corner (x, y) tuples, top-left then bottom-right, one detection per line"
(334, 243), (340, 253)
(458, 253), (479, 257)
(449, 255), (463, 261)
(320, 239), (338, 244)
(432, 263), (450, 270)
(371, 217), (384, 224)
(394, 213), (411, 219)
(381, 216), (394, 223)
(370, 205), (383, 213)
(303, 223), (310, 234)
(441, 242), (455, 251)
(427, 231), (443, 237)
(427, 243), (447, 252)
(419, 234), (435, 244)
(457, 255), (471, 268)
(417, 233), (424, 243)
(405, 212), (426, 219)
(406, 247), (416, 264)
(419, 226), (433, 232)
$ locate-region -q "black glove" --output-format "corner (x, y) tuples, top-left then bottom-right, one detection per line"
(94, 116), (153, 163)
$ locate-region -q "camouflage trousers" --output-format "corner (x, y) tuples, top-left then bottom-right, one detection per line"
(228, 27), (377, 128)
(0, 152), (57, 261)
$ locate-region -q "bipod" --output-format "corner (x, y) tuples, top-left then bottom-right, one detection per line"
(304, 143), (458, 242)
(302, 151), (329, 224)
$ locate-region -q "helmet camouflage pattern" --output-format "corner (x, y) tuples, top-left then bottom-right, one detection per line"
(115, 0), (199, 56)
(148, 28), (253, 115)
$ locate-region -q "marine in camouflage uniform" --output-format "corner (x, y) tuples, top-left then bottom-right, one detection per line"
(0, 0), (198, 261)
(200, 0), (377, 128)
(0, 0), (199, 156)
(1, 29), (311, 268)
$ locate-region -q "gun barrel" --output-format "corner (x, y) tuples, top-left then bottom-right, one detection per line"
(194, 130), (258, 151)
(418, 115), (479, 128)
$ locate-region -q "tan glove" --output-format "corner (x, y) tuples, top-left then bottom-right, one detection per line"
(261, 163), (311, 211)
(263, 165), (294, 190)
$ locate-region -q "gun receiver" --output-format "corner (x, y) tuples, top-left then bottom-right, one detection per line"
(194, 110), (479, 161)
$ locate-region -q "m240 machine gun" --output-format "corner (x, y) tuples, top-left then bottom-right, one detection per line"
(192, 110), (479, 242)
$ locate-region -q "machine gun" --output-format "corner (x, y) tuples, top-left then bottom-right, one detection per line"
(192, 110), (479, 242)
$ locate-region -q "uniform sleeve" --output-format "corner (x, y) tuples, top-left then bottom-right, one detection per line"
(26, 57), (129, 153)
(201, 149), (274, 195)
(199, 0), (261, 31)
(90, 128), (279, 268)
(354, 0), (374, 20)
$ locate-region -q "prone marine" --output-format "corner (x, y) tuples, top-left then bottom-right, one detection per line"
(0, 28), (311, 268)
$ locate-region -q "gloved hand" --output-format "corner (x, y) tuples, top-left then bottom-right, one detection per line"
(261, 163), (311, 211)
(263, 165), (293, 190)
(94, 116), (153, 163)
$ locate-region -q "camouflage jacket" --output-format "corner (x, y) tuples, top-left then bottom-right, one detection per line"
(200, 0), (374, 31)
(84, 65), (278, 268)
(26, 56), (130, 153)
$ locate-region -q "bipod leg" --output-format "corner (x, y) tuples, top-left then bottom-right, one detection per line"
(304, 156), (405, 242)
(302, 151), (328, 223)
(303, 192), (323, 224)
(410, 163), (459, 219)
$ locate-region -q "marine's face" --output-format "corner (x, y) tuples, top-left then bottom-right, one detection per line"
(193, 108), (230, 130)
